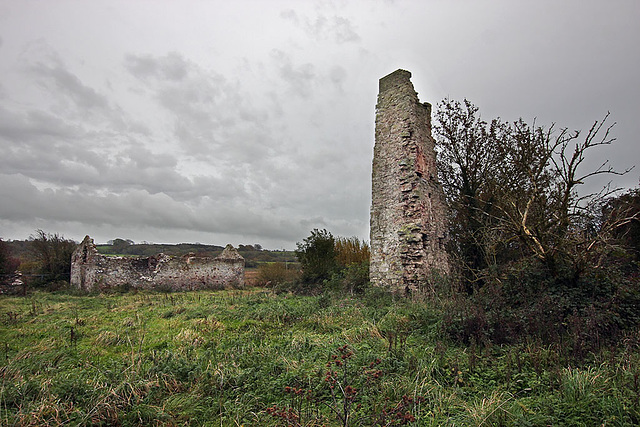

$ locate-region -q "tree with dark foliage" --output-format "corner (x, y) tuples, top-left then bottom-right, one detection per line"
(29, 230), (77, 285)
(435, 99), (632, 288)
(295, 229), (337, 284)
(434, 99), (638, 348)
(602, 188), (640, 261)
(0, 239), (21, 284)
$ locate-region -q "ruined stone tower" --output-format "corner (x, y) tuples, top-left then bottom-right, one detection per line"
(370, 69), (449, 292)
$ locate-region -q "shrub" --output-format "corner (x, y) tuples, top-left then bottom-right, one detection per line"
(256, 262), (300, 287)
(325, 261), (370, 294)
(335, 236), (370, 268)
(442, 254), (640, 350)
(0, 239), (20, 277)
(295, 230), (371, 295)
(27, 230), (77, 288)
(295, 229), (336, 284)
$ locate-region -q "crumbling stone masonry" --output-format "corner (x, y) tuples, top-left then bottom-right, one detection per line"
(70, 236), (245, 292)
(370, 69), (449, 292)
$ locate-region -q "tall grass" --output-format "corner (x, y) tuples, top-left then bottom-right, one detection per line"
(0, 289), (638, 425)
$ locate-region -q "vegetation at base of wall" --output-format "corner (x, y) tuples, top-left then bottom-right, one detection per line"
(1, 288), (639, 426)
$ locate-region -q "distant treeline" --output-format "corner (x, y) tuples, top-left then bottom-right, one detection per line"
(1, 237), (297, 280)
(95, 239), (297, 268)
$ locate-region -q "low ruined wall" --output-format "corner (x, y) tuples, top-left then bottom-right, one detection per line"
(70, 236), (244, 292)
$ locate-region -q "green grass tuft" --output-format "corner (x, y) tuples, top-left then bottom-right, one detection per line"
(1, 289), (639, 425)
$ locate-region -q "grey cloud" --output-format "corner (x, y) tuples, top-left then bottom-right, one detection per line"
(0, 173), (183, 230)
(156, 77), (233, 135)
(199, 202), (304, 242)
(127, 52), (272, 162)
(329, 65), (347, 90)
(0, 173), (296, 243)
(0, 106), (96, 184)
(100, 157), (191, 196)
(30, 62), (108, 111)
(280, 10), (298, 24)
(124, 145), (178, 169)
(0, 107), (203, 203)
(124, 52), (189, 81)
(107, 107), (151, 136)
(331, 16), (360, 44)
(270, 50), (315, 98)
(0, 107), (83, 143)
(17, 43), (148, 143)
(0, 174), (42, 221)
(17, 50), (271, 188)
(7, 45), (244, 205)
(280, 9), (360, 44)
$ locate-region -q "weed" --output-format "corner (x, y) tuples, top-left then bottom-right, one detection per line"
(0, 289), (639, 425)
(269, 345), (427, 426)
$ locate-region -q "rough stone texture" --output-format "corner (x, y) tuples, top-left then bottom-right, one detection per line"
(70, 236), (245, 292)
(370, 69), (449, 292)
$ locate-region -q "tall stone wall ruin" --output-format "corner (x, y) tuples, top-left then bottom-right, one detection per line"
(70, 236), (245, 292)
(370, 69), (449, 292)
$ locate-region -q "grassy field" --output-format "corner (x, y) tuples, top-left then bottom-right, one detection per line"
(1, 288), (639, 426)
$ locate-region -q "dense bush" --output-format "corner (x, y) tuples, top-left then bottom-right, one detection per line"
(325, 261), (370, 295)
(434, 99), (639, 348)
(24, 230), (77, 288)
(256, 262), (301, 288)
(0, 239), (20, 284)
(295, 229), (337, 284)
(441, 241), (640, 355)
(335, 236), (370, 267)
(294, 230), (371, 294)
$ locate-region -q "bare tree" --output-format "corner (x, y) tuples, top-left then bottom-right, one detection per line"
(29, 230), (77, 284)
(435, 99), (633, 287)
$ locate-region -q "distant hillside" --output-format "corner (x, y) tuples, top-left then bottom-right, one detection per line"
(2, 238), (298, 271)
(95, 241), (297, 268)
(96, 241), (225, 257)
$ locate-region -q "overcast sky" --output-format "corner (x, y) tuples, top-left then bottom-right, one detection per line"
(1, 0), (638, 249)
